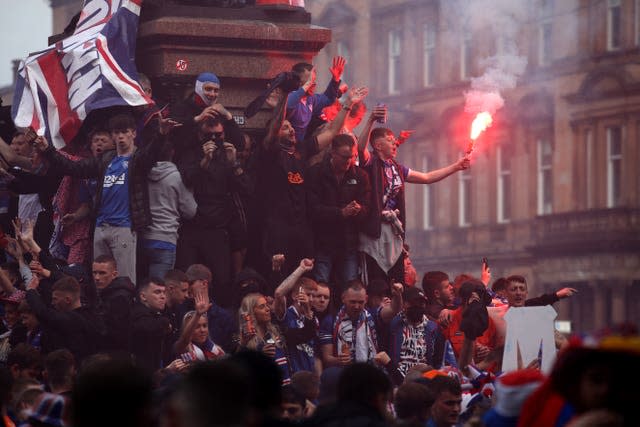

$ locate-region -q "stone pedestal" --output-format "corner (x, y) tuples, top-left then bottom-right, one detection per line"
(135, 2), (331, 132)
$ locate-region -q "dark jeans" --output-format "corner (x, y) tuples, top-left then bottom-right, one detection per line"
(313, 250), (359, 285)
(138, 245), (176, 283)
(176, 224), (231, 307)
(364, 252), (405, 286)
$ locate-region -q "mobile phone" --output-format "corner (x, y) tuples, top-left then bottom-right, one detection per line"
(482, 257), (489, 268)
(375, 103), (387, 124)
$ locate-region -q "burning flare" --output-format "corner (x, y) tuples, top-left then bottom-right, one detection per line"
(470, 112), (493, 140)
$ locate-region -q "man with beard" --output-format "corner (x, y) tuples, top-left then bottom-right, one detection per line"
(422, 271), (455, 322)
(388, 287), (446, 385)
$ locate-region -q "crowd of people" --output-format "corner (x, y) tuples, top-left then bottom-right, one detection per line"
(0, 56), (637, 427)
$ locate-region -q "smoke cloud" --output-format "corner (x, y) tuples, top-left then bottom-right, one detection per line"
(459, 0), (529, 115)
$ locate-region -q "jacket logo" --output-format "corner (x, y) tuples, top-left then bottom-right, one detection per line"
(288, 172), (304, 184)
(347, 179), (357, 185)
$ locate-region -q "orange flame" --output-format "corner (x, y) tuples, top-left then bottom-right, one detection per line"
(470, 112), (493, 140)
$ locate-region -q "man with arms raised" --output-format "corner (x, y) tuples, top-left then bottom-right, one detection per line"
(358, 125), (469, 284)
(35, 114), (174, 282)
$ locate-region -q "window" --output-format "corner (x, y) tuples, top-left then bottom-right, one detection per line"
(538, 0), (553, 65)
(537, 139), (553, 215)
(608, 0), (622, 50)
(337, 41), (350, 83)
(460, 31), (472, 80)
(497, 145), (512, 223)
(607, 126), (623, 207)
(388, 30), (402, 94)
(459, 157), (472, 226)
(539, 21), (552, 65)
(423, 23), (436, 87)
(422, 155), (434, 229)
(585, 129), (594, 209)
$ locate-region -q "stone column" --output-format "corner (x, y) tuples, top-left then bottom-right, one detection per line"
(611, 282), (627, 324)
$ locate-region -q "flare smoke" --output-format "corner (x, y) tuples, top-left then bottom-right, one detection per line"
(461, 0), (528, 116)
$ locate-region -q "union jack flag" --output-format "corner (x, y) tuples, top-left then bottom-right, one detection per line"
(11, 0), (152, 148)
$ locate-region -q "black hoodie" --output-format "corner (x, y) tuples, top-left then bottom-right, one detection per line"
(96, 277), (136, 353)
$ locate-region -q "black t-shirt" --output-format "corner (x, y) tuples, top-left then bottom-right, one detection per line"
(256, 146), (307, 226)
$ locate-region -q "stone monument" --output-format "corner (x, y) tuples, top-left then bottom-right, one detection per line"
(136, 1), (331, 133)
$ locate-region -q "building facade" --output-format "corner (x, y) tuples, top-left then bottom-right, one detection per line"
(307, 0), (640, 333)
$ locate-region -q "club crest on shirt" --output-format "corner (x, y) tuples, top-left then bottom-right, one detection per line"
(287, 172), (304, 184)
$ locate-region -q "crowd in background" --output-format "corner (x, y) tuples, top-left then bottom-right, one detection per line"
(0, 55), (636, 427)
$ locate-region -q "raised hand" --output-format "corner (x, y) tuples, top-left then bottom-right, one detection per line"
(24, 127), (38, 143)
(11, 218), (22, 239)
(33, 136), (49, 152)
(329, 56), (346, 82)
(481, 261), (491, 287)
(193, 287), (212, 315)
(158, 117), (182, 135)
(210, 103), (233, 120)
(397, 130), (415, 145)
(369, 104), (387, 123)
(347, 86), (369, 104)
(4, 237), (23, 261)
(272, 254), (285, 272)
(299, 258), (314, 273)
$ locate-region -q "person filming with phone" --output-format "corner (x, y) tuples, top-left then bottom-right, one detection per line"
(175, 116), (252, 307)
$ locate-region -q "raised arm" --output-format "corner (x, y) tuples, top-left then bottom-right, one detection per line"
(273, 258), (314, 320)
(313, 56), (346, 112)
(380, 282), (403, 323)
(173, 288), (211, 355)
(357, 104), (387, 164)
(314, 87), (368, 153)
(34, 136), (100, 178)
(263, 95), (289, 151)
(405, 156), (470, 184)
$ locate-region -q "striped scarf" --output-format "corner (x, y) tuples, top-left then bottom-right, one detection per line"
(333, 306), (378, 363)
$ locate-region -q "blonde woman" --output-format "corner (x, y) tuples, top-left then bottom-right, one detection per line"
(239, 293), (291, 384)
(174, 288), (225, 362)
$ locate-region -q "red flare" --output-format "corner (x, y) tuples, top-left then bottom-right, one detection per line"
(470, 112), (493, 140)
